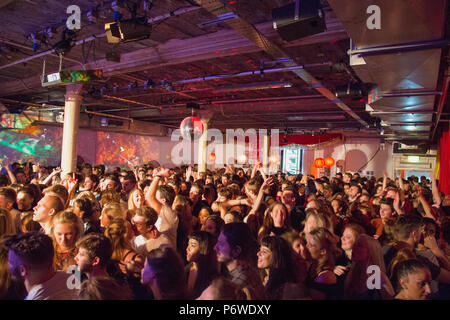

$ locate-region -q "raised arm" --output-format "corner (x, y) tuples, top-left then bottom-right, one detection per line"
(186, 166), (192, 182)
(424, 235), (450, 271)
(146, 167), (170, 215)
(417, 186), (436, 221)
(397, 171), (405, 203)
(248, 177), (274, 216)
(251, 161), (261, 179)
(382, 171), (388, 191)
(258, 166), (267, 181)
(393, 191), (404, 215)
(42, 167), (62, 185)
(1, 159), (17, 184)
(430, 171), (442, 206)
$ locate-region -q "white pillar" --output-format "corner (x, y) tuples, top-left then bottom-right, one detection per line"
(61, 84), (83, 175)
(197, 119), (208, 173)
(262, 134), (270, 175)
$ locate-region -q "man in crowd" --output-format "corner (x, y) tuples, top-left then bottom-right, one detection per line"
(6, 232), (78, 300)
(32, 193), (65, 234)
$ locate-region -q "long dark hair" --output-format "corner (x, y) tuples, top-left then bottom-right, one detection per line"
(260, 236), (297, 299)
(187, 231), (219, 298)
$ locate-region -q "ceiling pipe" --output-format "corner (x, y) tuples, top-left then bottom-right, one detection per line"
(381, 91), (442, 98)
(370, 110), (442, 114)
(0, 6), (202, 71)
(102, 95), (162, 110)
(145, 112), (348, 121)
(84, 110), (133, 122)
(98, 63), (332, 100)
(348, 39), (450, 56)
(0, 98), (42, 107)
(99, 94), (327, 112)
(175, 63), (331, 84)
(0, 37), (85, 68)
(431, 69), (450, 141)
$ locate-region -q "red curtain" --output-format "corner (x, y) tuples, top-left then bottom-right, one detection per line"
(439, 125), (450, 195)
(279, 133), (342, 146)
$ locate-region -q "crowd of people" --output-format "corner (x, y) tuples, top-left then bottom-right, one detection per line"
(1, 156), (450, 300)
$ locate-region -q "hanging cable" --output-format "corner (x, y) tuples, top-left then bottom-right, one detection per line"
(356, 145), (381, 173)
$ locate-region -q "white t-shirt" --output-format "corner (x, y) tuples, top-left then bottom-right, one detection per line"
(133, 205), (178, 255)
(133, 235), (148, 256)
(155, 204), (178, 249)
(145, 233), (172, 253)
(25, 271), (79, 300)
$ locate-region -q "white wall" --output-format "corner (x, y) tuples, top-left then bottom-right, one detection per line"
(302, 138), (393, 178)
(153, 136), (394, 179)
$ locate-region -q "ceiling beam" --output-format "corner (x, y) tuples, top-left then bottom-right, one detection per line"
(193, 0), (369, 128)
(0, 13), (347, 97)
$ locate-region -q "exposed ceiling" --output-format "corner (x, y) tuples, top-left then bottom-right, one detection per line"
(0, 0), (449, 144)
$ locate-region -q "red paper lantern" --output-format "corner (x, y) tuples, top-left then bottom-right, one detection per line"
(208, 153), (216, 162)
(324, 157), (335, 167)
(314, 158), (325, 168)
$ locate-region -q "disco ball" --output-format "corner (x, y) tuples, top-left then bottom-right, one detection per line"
(180, 116), (204, 141)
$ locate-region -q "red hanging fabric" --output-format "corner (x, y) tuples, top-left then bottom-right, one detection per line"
(439, 128), (450, 195)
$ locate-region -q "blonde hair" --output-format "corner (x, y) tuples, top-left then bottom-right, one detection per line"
(100, 190), (121, 208)
(0, 209), (14, 237)
(104, 218), (132, 262)
(102, 202), (125, 220)
(51, 209), (84, 251)
(304, 209), (334, 234)
(128, 188), (144, 211)
(75, 191), (100, 211)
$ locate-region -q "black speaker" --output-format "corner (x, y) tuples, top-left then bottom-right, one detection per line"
(272, 0), (326, 42)
(106, 17), (151, 43)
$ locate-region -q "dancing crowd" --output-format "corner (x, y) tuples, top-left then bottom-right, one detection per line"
(1, 156), (450, 300)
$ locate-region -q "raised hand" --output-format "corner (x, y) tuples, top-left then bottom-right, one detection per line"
(261, 176), (275, 190)
(424, 235), (439, 252)
(394, 191), (400, 206)
(186, 166), (192, 178)
(158, 167), (170, 178)
(416, 186), (424, 198)
(2, 158), (10, 168)
(67, 177), (79, 191)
